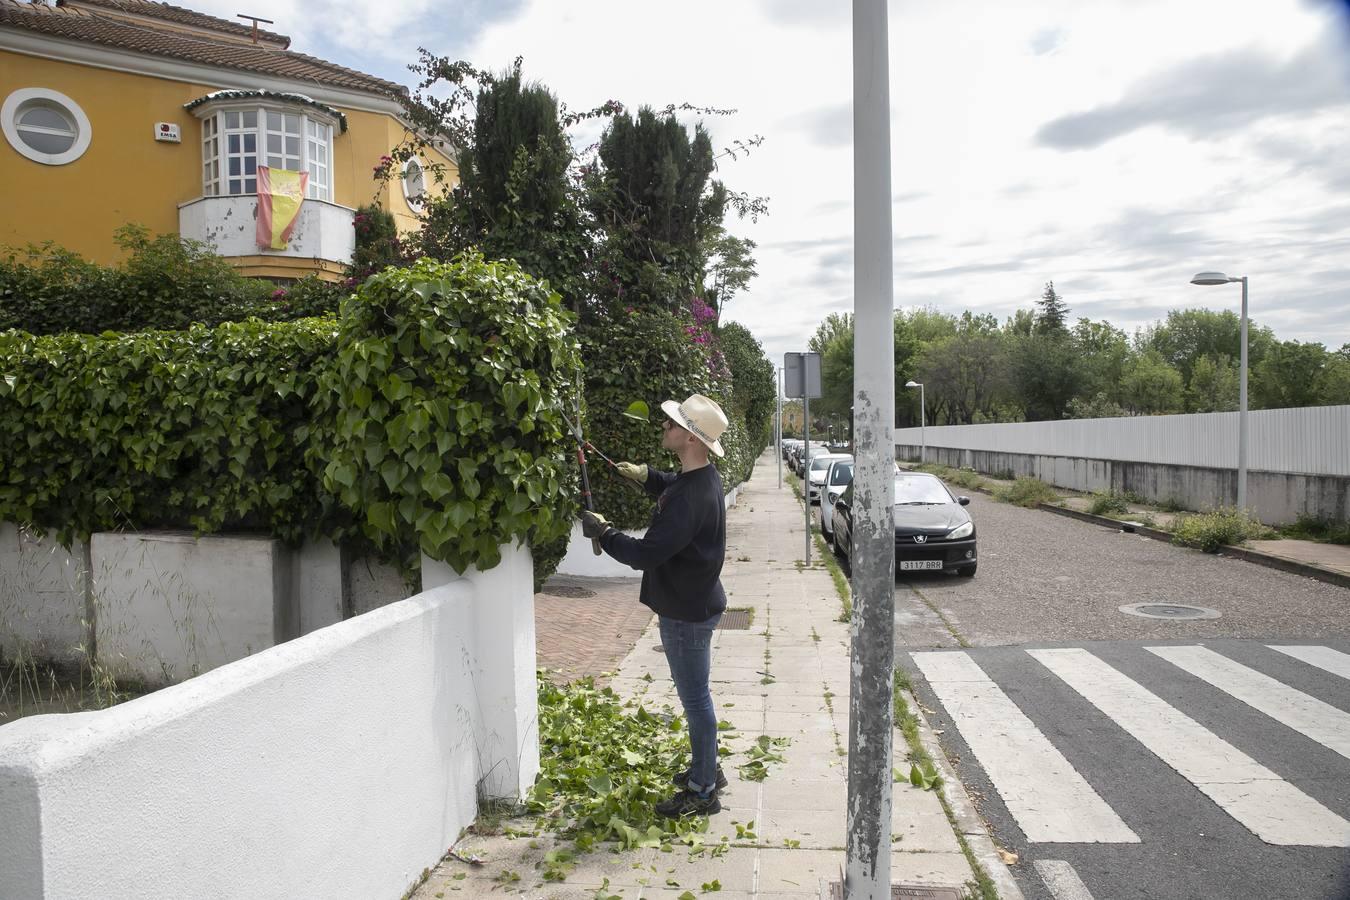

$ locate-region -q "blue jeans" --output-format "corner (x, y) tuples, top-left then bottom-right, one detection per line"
(659, 612), (721, 794)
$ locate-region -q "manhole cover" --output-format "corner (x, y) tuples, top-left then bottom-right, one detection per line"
(719, 609), (753, 630)
(541, 584), (596, 599)
(828, 884), (962, 900)
(1119, 602), (1220, 621)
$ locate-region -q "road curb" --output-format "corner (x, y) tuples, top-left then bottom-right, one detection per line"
(1037, 503), (1350, 590)
(904, 687), (1026, 900)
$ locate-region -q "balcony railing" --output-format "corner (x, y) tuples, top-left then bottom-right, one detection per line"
(178, 195), (355, 269)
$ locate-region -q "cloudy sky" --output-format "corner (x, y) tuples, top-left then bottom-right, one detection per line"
(199, 0), (1350, 365)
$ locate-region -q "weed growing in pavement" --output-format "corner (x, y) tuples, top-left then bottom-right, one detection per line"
(1172, 508), (1275, 552)
(1087, 490), (1132, 516)
(812, 532), (853, 623)
(992, 477), (1059, 508)
(1159, 496), (1188, 513)
(891, 669), (1000, 900)
(1278, 514), (1350, 545)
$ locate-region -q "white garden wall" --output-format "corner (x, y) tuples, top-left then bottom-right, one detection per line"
(0, 541), (538, 900)
(555, 483), (742, 577)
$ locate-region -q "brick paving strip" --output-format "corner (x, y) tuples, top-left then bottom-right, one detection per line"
(415, 450), (1014, 899)
(534, 574), (652, 686)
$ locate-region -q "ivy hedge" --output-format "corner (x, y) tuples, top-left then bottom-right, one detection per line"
(0, 252), (580, 582)
(579, 304), (767, 532)
(323, 256), (581, 574)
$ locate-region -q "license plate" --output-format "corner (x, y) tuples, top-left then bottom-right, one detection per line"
(899, 560), (944, 571)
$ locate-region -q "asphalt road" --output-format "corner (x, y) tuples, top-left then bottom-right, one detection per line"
(884, 492), (1350, 900)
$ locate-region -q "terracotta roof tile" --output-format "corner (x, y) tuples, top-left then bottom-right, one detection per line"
(0, 0), (406, 98)
(64, 0), (290, 47)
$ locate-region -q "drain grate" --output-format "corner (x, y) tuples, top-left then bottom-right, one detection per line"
(719, 608), (753, 630)
(1119, 602), (1220, 621)
(828, 884), (962, 900)
(541, 584), (596, 599)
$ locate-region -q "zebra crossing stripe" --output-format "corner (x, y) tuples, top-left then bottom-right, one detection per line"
(1266, 645), (1350, 682)
(1147, 646), (1350, 762)
(911, 650), (1138, 843)
(1034, 860), (1097, 900)
(1029, 648), (1350, 847)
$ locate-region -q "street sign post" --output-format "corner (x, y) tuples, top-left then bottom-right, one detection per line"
(784, 351), (821, 565)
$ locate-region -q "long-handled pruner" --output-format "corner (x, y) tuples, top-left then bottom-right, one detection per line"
(561, 397), (603, 556)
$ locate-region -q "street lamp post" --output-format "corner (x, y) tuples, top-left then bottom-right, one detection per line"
(905, 381), (925, 464)
(1190, 272), (1248, 510)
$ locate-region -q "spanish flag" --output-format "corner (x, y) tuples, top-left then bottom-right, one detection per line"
(256, 166), (308, 250)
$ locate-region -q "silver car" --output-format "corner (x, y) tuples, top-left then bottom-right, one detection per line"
(819, 458), (854, 537)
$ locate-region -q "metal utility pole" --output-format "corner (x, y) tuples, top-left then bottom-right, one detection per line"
(847, 0), (896, 897)
(777, 367), (784, 490)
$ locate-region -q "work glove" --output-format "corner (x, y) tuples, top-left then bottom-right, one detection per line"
(579, 510), (612, 540)
(616, 462), (648, 485)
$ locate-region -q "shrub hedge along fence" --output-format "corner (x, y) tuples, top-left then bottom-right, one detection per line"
(0, 253), (580, 581)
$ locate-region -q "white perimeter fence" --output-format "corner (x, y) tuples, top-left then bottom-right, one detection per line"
(0, 544), (538, 900)
(896, 405), (1349, 477)
(895, 406), (1349, 523)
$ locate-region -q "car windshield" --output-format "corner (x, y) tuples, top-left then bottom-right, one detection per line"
(830, 463), (853, 485)
(810, 456), (836, 472)
(894, 475), (951, 505)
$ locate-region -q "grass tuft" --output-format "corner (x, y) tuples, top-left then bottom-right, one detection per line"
(1171, 508), (1274, 552)
(991, 477), (1059, 508)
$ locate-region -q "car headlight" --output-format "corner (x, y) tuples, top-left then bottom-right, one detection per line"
(947, 521), (973, 539)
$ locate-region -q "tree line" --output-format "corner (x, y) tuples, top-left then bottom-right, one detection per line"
(803, 282), (1350, 432)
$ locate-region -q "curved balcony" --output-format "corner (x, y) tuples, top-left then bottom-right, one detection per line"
(178, 195), (355, 281)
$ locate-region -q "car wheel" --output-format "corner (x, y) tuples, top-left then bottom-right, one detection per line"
(958, 563), (977, 578)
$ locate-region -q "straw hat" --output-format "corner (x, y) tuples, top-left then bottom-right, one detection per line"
(661, 393), (729, 457)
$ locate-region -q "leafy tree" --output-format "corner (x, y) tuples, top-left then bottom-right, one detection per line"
(1072, 319), (1130, 403)
(1316, 345), (1350, 405)
(915, 330), (1009, 424)
(588, 107), (725, 311)
(1035, 281), (1070, 335)
(408, 64), (588, 310)
(1010, 332), (1080, 420)
(1252, 340), (1330, 409)
(704, 232), (757, 316)
(1120, 350), (1184, 414)
(1141, 308), (1275, 383)
(1185, 353), (1239, 412)
(1066, 392), (1127, 419)
(1005, 308), (1037, 338)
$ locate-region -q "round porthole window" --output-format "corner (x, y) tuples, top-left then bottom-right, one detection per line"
(401, 157), (427, 213)
(2, 88), (92, 165)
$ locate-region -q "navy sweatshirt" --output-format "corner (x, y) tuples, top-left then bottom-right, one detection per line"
(599, 464), (727, 622)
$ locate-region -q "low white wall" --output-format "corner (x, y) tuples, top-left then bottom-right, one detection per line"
(178, 195), (356, 265)
(93, 532), (286, 684)
(555, 484), (742, 578)
(0, 525), (89, 664)
(0, 542), (539, 900)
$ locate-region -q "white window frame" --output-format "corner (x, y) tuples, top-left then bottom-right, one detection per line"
(2, 88), (92, 166)
(198, 103), (335, 201)
(401, 156), (427, 213)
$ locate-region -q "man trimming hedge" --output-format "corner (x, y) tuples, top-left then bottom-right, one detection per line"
(579, 393), (730, 818)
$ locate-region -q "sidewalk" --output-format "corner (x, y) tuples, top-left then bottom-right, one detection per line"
(413, 451), (999, 899)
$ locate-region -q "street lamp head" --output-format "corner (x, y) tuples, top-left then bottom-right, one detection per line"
(905, 380), (922, 388)
(1191, 271), (1237, 286)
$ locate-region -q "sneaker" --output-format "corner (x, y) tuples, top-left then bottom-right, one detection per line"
(655, 788), (722, 818)
(672, 765), (728, 792)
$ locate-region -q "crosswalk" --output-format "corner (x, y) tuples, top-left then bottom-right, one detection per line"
(911, 643), (1350, 849)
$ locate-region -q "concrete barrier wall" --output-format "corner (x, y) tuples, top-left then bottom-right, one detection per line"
(0, 525), (89, 665)
(899, 445), (1349, 525)
(556, 483), (742, 578)
(0, 542), (538, 900)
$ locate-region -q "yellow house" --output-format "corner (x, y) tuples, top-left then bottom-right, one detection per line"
(0, 0), (455, 281)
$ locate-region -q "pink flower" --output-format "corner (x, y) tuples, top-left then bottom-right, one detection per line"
(271, 288), (288, 300)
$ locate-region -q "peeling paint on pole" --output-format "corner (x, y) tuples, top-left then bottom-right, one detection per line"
(847, 1), (896, 898)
